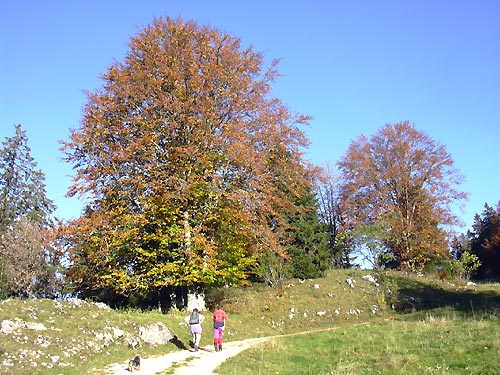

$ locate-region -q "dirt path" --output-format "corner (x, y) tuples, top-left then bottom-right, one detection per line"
(103, 337), (268, 375)
(103, 322), (375, 375)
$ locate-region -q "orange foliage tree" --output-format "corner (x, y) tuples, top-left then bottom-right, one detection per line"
(60, 17), (312, 304)
(337, 121), (467, 271)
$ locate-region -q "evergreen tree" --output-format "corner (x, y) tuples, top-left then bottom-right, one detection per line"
(0, 124), (58, 298)
(467, 202), (500, 279)
(285, 189), (330, 279)
(0, 124), (55, 231)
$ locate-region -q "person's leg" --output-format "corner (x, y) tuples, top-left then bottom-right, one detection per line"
(194, 333), (200, 351)
(219, 328), (223, 351)
(213, 328), (219, 351)
(214, 328), (222, 350)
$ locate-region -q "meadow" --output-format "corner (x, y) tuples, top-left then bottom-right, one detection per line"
(1, 269), (499, 374)
(217, 314), (500, 374)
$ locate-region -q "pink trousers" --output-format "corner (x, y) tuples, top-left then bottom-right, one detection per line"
(213, 327), (223, 345)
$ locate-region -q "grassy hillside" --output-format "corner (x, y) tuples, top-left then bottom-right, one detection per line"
(216, 270), (500, 375)
(217, 316), (500, 375)
(1, 269), (500, 374)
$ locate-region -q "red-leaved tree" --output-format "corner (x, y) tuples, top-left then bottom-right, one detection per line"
(337, 121), (467, 271)
(61, 17), (312, 307)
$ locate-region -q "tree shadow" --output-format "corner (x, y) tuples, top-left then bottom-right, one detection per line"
(390, 276), (500, 317)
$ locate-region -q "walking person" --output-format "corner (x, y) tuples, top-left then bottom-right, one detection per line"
(213, 304), (227, 352)
(184, 308), (205, 351)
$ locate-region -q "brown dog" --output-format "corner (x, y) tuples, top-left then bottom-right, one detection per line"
(127, 354), (141, 372)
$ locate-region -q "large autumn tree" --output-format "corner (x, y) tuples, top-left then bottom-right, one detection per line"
(61, 17), (312, 306)
(337, 121), (467, 271)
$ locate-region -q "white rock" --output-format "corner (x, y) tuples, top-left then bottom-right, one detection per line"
(1, 320), (21, 335)
(66, 298), (87, 307)
(346, 278), (356, 288)
(24, 322), (47, 331)
(92, 302), (110, 310)
(138, 322), (172, 346)
(362, 274), (380, 286)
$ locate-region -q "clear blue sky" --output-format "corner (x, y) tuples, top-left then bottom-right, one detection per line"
(1, 0), (499, 233)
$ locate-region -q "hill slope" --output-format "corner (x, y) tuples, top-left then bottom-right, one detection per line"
(1, 269), (499, 374)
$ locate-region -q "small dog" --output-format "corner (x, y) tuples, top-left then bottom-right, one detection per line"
(127, 354), (141, 372)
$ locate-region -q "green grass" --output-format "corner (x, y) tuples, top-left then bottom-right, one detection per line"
(1, 269), (500, 374)
(216, 315), (500, 375)
(0, 299), (194, 375)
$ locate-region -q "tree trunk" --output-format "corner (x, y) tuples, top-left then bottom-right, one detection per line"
(186, 284), (206, 311)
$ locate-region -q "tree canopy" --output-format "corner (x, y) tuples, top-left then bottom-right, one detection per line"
(314, 164), (353, 268)
(0, 124), (59, 298)
(285, 187), (329, 279)
(466, 202), (500, 279)
(337, 121), (467, 270)
(0, 124), (55, 231)
(61, 17), (312, 302)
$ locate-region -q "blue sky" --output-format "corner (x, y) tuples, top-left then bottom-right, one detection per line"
(1, 0), (499, 233)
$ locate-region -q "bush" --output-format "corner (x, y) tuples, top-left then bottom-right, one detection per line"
(251, 252), (289, 288)
(450, 251), (481, 281)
